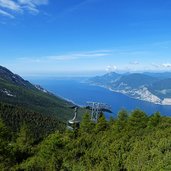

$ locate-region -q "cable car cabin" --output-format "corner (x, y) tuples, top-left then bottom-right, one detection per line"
(67, 106), (80, 130)
(67, 120), (80, 130)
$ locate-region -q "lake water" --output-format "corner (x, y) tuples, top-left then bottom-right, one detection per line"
(30, 78), (171, 118)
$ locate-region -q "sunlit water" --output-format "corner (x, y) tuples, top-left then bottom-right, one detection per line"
(30, 78), (171, 118)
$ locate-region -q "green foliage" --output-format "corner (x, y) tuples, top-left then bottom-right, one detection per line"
(13, 124), (35, 164)
(0, 119), (14, 171)
(128, 109), (148, 129)
(95, 113), (108, 132)
(80, 113), (95, 133)
(0, 109), (171, 171)
(0, 102), (65, 141)
(116, 109), (128, 131)
(0, 66), (81, 122)
(148, 112), (161, 128)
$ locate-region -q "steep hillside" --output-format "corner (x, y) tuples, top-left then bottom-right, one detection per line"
(112, 73), (157, 88)
(0, 102), (65, 140)
(0, 66), (34, 89)
(0, 66), (80, 121)
(149, 78), (171, 99)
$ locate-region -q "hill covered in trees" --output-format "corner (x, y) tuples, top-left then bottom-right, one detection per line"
(0, 109), (171, 171)
(0, 102), (65, 141)
(0, 66), (170, 170)
(0, 65), (79, 122)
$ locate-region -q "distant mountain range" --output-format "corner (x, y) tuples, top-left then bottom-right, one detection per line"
(88, 72), (171, 105)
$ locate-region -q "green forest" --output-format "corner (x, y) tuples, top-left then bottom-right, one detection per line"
(0, 105), (171, 171)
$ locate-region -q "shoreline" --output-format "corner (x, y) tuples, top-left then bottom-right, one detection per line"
(88, 83), (171, 106)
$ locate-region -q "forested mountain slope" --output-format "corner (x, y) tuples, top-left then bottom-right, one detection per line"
(0, 109), (171, 171)
(0, 102), (65, 141)
(0, 65), (78, 121)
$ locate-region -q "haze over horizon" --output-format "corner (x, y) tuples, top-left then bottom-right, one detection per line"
(1, 0), (171, 76)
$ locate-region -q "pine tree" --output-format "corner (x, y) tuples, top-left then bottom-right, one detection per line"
(80, 113), (95, 133)
(148, 112), (161, 128)
(96, 113), (108, 132)
(14, 123), (34, 163)
(128, 109), (148, 130)
(116, 109), (128, 131)
(0, 119), (13, 171)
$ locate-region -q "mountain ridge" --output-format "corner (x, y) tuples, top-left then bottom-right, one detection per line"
(0, 65), (76, 121)
(88, 72), (171, 105)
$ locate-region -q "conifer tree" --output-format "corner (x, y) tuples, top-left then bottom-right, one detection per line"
(80, 113), (95, 133)
(96, 113), (108, 132)
(14, 123), (34, 163)
(116, 109), (128, 131)
(148, 112), (161, 128)
(128, 109), (148, 129)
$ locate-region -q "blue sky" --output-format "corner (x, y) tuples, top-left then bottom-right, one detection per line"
(0, 0), (171, 76)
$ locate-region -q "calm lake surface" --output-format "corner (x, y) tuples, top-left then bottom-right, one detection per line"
(30, 78), (171, 118)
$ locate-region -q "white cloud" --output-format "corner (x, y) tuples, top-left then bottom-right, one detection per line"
(0, 0), (20, 11)
(18, 0), (48, 14)
(0, 9), (14, 18)
(17, 50), (112, 63)
(106, 65), (117, 72)
(151, 63), (171, 70)
(48, 50), (111, 61)
(18, 0), (48, 6)
(18, 57), (43, 63)
(0, 0), (48, 18)
(162, 63), (171, 68)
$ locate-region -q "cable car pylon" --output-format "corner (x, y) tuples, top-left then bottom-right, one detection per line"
(67, 102), (112, 130)
(86, 102), (112, 123)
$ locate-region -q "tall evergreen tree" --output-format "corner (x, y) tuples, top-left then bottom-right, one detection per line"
(96, 113), (108, 132)
(148, 112), (161, 128)
(116, 109), (128, 131)
(128, 109), (148, 130)
(80, 113), (95, 133)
